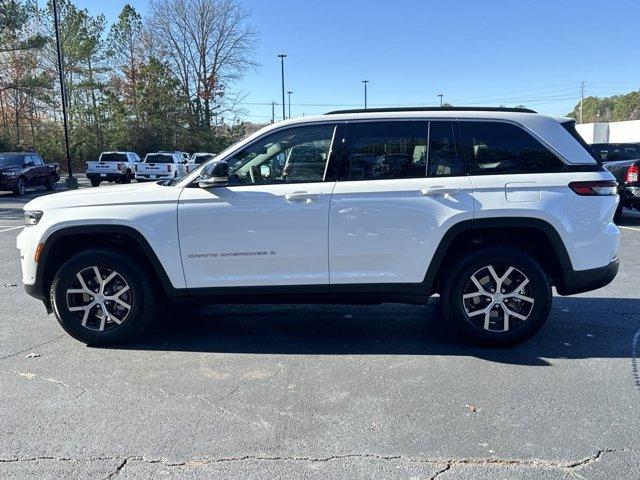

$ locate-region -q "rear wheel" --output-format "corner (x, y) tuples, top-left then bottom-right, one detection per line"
(90, 179), (101, 187)
(50, 249), (155, 345)
(440, 246), (552, 346)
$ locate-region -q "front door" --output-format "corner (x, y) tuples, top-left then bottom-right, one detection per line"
(329, 120), (475, 287)
(178, 123), (340, 289)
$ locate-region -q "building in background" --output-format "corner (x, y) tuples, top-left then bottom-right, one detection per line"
(576, 120), (640, 144)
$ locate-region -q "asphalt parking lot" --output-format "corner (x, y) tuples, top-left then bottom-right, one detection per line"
(1, 180), (640, 479)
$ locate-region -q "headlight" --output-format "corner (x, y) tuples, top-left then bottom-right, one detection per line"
(24, 210), (43, 226)
(3, 171), (17, 176)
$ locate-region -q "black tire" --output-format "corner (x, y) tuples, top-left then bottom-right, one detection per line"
(12, 177), (26, 196)
(90, 179), (101, 187)
(123, 171), (132, 184)
(45, 174), (58, 191)
(613, 203), (623, 222)
(50, 249), (155, 345)
(440, 246), (552, 347)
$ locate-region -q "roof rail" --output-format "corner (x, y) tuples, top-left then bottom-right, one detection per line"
(325, 106), (537, 115)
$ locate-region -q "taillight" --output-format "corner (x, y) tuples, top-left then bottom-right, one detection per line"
(569, 180), (618, 196)
(85, 163), (88, 169)
(626, 165), (639, 183)
(117, 163), (123, 171)
(167, 164), (172, 172)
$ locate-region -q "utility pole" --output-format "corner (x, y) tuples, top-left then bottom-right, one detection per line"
(53, 0), (77, 189)
(287, 91), (293, 119)
(362, 80), (369, 109)
(277, 54), (287, 121)
(271, 101), (275, 124)
(580, 81), (585, 124)
(437, 94), (444, 107)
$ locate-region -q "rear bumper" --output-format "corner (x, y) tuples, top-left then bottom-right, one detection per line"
(86, 172), (127, 181)
(620, 186), (640, 207)
(556, 257), (619, 295)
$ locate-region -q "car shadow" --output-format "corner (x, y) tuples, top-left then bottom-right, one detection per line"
(112, 296), (640, 366)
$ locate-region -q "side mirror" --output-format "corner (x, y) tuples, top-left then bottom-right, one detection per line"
(198, 161), (229, 188)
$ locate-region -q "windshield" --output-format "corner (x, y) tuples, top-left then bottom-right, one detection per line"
(591, 143), (640, 162)
(0, 154), (22, 166)
(145, 154), (174, 164)
(99, 153), (128, 162)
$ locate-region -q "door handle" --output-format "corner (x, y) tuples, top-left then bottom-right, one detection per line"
(284, 191), (317, 202)
(420, 186), (461, 196)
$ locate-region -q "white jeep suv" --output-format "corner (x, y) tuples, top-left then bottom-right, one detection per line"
(17, 107), (620, 346)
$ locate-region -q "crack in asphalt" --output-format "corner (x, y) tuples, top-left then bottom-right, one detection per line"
(0, 334), (64, 362)
(2, 370), (87, 399)
(2, 449), (636, 473)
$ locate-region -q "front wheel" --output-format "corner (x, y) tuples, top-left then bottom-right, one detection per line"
(13, 177), (26, 196)
(440, 246), (552, 346)
(90, 179), (100, 187)
(50, 249), (155, 345)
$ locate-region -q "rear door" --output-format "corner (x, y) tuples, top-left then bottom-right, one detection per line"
(328, 120), (474, 287)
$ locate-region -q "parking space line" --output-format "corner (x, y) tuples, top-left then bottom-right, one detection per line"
(620, 226), (640, 232)
(0, 226), (23, 233)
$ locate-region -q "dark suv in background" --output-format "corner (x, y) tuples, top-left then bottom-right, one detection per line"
(591, 143), (640, 220)
(0, 152), (60, 196)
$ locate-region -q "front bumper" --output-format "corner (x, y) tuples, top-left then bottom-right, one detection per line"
(556, 257), (619, 295)
(0, 176), (19, 189)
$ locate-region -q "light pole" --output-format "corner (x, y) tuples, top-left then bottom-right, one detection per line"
(437, 94), (443, 107)
(277, 54), (287, 121)
(53, 0), (77, 189)
(287, 91), (293, 119)
(362, 80), (369, 109)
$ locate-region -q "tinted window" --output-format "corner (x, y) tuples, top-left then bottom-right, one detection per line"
(460, 121), (564, 175)
(145, 154), (174, 163)
(226, 124), (335, 185)
(345, 122), (427, 180)
(100, 153), (128, 162)
(193, 154), (215, 165)
(31, 155), (43, 166)
(428, 121), (464, 177)
(591, 143), (640, 162)
(0, 154), (23, 166)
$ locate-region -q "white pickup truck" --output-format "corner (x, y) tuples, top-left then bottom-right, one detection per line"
(185, 152), (217, 174)
(134, 152), (186, 182)
(86, 151), (140, 187)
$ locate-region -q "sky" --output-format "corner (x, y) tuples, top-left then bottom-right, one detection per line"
(45, 0), (640, 122)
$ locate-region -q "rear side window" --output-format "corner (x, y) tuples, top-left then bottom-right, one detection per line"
(345, 121), (427, 180)
(428, 121), (464, 177)
(459, 121), (565, 175)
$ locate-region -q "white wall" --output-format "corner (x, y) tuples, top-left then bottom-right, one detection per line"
(576, 120), (640, 143)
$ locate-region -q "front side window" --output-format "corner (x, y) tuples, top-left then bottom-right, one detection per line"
(459, 121), (564, 175)
(32, 155), (43, 166)
(428, 121), (464, 177)
(345, 121), (427, 180)
(226, 124), (336, 185)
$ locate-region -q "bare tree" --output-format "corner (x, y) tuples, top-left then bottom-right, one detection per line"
(146, 0), (257, 131)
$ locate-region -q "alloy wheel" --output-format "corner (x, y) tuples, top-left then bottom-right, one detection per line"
(461, 264), (535, 332)
(66, 266), (132, 332)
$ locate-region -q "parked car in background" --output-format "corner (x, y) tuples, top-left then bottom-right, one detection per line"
(17, 107), (620, 347)
(86, 151), (140, 187)
(0, 152), (59, 196)
(185, 152), (217, 173)
(590, 143), (640, 220)
(160, 150), (190, 163)
(135, 152), (186, 181)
